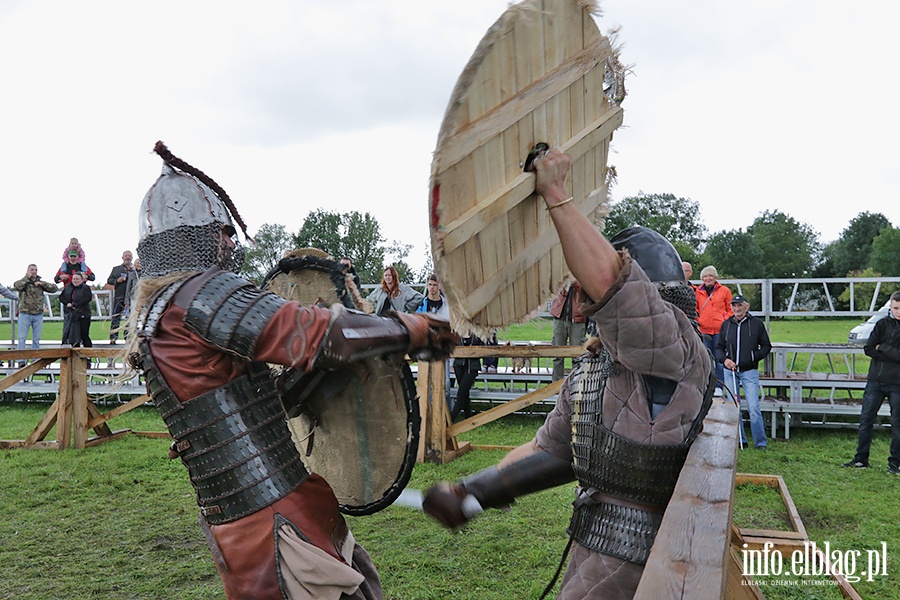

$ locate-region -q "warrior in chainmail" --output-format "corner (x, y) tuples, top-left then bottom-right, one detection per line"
(124, 142), (456, 600)
(423, 148), (714, 600)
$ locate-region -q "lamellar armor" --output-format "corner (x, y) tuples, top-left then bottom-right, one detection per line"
(567, 351), (713, 564)
(135, 270), (309, 524)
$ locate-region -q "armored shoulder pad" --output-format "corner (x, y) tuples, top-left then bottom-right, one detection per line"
(182, 270), (287, 359)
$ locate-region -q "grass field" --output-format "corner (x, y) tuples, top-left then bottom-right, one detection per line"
(1, 317), (897, 599)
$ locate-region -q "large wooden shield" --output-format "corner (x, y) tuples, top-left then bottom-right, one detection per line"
(429, 0), (625, 336)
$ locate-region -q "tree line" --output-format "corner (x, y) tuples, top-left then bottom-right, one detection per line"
(243, 197), (899, 310)
(603, 193), (900, 309)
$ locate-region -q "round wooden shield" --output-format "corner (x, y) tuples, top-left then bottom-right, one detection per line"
(429, 0), (625, 336)
(262, 248), (373, 313)
(262, 250), (416, 515)
(283, 355), (419, 516)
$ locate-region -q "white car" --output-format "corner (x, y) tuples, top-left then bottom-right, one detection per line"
(847, 301), (890, 345)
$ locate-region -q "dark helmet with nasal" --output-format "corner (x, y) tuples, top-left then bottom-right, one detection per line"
(609, 226), (696, 318)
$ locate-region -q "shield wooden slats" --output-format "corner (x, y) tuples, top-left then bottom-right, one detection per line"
(430, 0), (623, 335)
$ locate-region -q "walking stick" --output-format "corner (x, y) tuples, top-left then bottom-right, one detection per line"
(732, 368), (745, 448)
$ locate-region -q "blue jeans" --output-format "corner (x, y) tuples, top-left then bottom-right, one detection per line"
(703, 333), (725, 389)
(854, 381), (900, 468)
(17, 312), (44, 351)
(724, 368), (767, 448)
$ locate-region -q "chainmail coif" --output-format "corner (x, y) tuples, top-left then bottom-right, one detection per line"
(137, 222), (246, 278)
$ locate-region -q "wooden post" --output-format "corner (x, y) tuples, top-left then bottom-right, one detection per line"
(415, 361), (432, 463)
(427, 359), (449, 461)
(56, 353), (74, 449)
(72, 352), (89, 449)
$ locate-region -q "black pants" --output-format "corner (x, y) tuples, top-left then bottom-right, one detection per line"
(452, 364), (480, 420)
(64, 313), (92, 348)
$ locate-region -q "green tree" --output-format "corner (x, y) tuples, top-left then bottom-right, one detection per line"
(604, 192), (708, 253)
(341, 211), (388, 285)
(293, 209), (344, 257)
(747, 210), (821, 278)
(415, 247), (435, 284)
(292, 210), (394, 285)
(828, 212), (892, 276)
(241, 223), (293, 286)
(837, 266), (900, 308)
(871, 227), (900, 277)
(386, 241), (414, 283)
(702, 230), (766, 278)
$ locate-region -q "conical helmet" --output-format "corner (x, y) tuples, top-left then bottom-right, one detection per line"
(137, 144), (246, 277)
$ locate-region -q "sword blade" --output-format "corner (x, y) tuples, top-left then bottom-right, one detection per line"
(392, 488), (424, 511)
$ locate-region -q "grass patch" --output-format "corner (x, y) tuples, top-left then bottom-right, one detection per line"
(732, 482), (794, 531)
(2, 407), (897, 599)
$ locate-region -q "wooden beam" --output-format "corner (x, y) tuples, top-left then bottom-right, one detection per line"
(0, 358), (54, 392)
(452, 345), (584, 359)
(71, 355), (89, 449)
(56, 357), (73, 449)
(85, 401), (115, 438)
(85, 429), (133, 447)
(87, 395), (151, 430)
(0, 440), (58, 449)
(735, 473), (808, 539)
(634, 399), (739, 599)
(725, 547), (766, 599)
(0, 348), (71, 361)
(131, 431), (170, 439)
(427, 360), (452, 462)
(470, 444), (516, 451)
(447, 379), (562, 437)
(24, 396), (60, 447)
(415, 361), (432, 463)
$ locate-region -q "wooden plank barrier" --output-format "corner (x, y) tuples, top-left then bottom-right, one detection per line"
(635, 399), (739, 599)
(0, 348), (153, 449)
(418, 345), (583, 463)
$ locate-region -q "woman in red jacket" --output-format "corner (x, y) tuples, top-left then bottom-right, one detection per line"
(695, 265), (732, 394)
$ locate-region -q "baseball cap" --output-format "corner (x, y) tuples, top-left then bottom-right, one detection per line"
(68, 250), (79, 257)
(731, 295), (748, 304)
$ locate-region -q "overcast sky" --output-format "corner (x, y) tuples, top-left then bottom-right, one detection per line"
(1, 0), (898, 288)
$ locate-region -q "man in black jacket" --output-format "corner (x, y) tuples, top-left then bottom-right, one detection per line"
(716, 295), (772, 449)
(843, 291), (900, 474)
(106, 250), (134, 344)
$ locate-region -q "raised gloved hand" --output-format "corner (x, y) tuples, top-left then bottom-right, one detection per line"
(392, 312), (458, 361)
(423, 482), (483, 530)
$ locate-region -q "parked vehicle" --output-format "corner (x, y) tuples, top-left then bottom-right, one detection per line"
(848, 301), (890, 345)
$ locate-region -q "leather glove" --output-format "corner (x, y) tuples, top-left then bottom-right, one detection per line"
(423, 482), (478, 529)
(393, 312), (459, 361)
